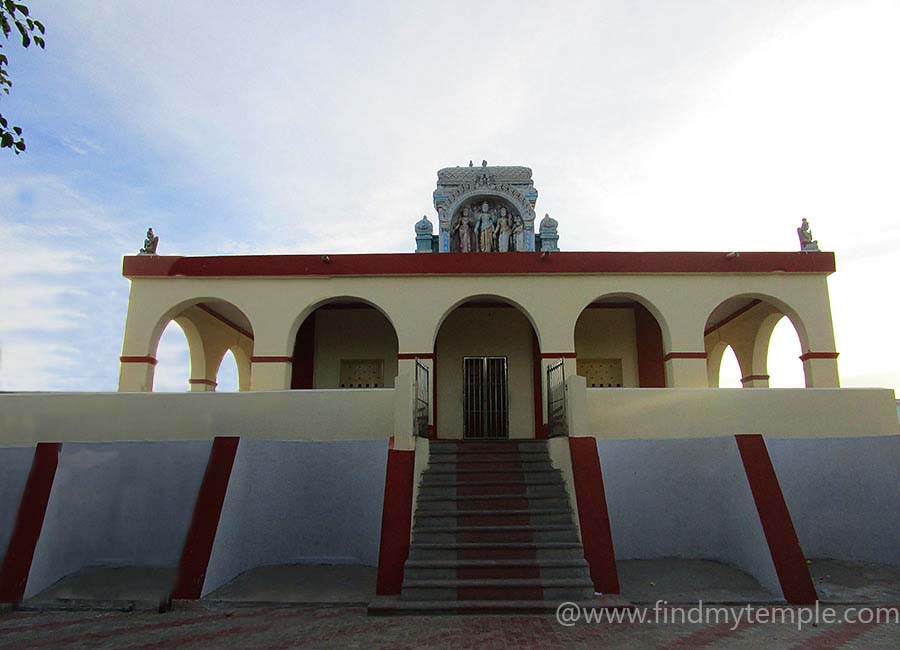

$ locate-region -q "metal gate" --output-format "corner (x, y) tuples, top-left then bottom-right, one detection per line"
(414, 359), (430, 438)
(546, 358), (568, 437)
(463, 357), (509, 439)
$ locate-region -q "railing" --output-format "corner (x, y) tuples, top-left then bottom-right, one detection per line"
(546, 359), (568, 437)
(414, 359), (430, 438)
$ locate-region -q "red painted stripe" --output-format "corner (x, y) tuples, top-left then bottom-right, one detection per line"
(196, 303), (254, 340)
(290, 315), (315, 389)
(188, 378), (217, 387)
(123, 251), (836, 278)
(735, 434), (817, 605)
(120, 355), (157, 365)
(540, 352), (577, 359)
(0, 443), (61, 603)
(397, 353), (434, 360)
(798, 351), (839, 361)
(634, 303), (666, 387)
(375, 448), (415, 595)
(172, 436), (240, 599)
(250, 355), (293, 363)
(740, 374), (770, 383)
(663, 352), (708, 361)
(704, 299), (763, 336)
(568, 437), (620, 594)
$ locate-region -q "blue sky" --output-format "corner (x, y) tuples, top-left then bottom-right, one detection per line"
(1, 0), (898, 393)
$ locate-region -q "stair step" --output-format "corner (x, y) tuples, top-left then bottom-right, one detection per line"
(424, 468), (560, 475)
(403, 578), (594, 588)
(419, 473), (565, 487)
(428, 458), (553, 466)
(400, 577), (596, 601)
(368, 597), (630, 616)
(408, 541), (586, 560)
(418, 493), (567, 502)
(405, 558), (586, 568)
(413, 524), (576, 533)
(415, 509), (571, 517)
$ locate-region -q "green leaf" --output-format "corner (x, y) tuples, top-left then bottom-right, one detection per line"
(13, 125), (21, 135)
(14, 3), (28, 17)
(34, 34), (43, 48)
(14, 139), (25, 150)
(1, 132), (13, 148)
(0, 115), (6, 127)
(33, 19), (43, 34)
(15, 20), (30, 47)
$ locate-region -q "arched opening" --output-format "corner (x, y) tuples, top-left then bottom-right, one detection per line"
(718, 346), (743, 388)
(149, 299), (255, 392)
(767, 317), (806, 387)
(216, 350), (240, 392)
(290, 299), (399, 389)
(433, 297), (539, 439)
(153, 321), (192, 391)
(574, 296), (667, 388)
(704, 296), (808, 388)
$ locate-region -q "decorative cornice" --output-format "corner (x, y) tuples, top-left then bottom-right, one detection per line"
(123, 251), (837, 278)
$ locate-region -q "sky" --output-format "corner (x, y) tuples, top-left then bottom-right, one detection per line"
(0, 0), (897, 394)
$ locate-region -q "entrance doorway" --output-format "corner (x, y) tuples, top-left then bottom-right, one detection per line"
(463, 357), (509, 439)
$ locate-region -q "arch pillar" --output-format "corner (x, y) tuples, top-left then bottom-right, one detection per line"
(665, 312), (709, 388)
(801, 353), (840, 388)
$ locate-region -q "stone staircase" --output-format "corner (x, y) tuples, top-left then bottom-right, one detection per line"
(371, 438), (599, 614)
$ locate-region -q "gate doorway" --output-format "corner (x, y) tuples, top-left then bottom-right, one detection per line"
(463, 356), (509, 439)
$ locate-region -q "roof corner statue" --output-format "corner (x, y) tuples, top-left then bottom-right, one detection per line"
(421, 161), (555, 253)
(138, 228), (159, 255)
(797, 217), (820, 252)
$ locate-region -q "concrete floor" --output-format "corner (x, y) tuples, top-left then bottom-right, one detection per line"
(617, 559), (777, 603)
(19, 559), (899, 610)
(25, 567), (177, 610)
(809, 559), (900, 603)
(206, 564), (377, 604)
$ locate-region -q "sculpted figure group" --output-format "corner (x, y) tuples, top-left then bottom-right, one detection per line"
(451, 201), (526, 253)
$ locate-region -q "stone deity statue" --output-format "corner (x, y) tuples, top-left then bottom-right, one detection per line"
(139, 228), (159, 255)
(513, 217), (525, 252)
(496, 207), (512, 252)
(476, 201), (495, 252)
(797, 218), (819, 251)
(453, 207), (475, 253)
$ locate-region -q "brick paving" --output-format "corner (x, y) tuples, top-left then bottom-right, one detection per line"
(0, 605), (897, 649)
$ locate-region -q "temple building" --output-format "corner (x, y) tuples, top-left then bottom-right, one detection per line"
(0, 163), (897, 613)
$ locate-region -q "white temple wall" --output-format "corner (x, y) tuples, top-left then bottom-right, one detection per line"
(202, 439), (387, 596)
(766, 436), (900, 566)
(24, 441), (210, 598)
(435, 308), (535, 438)
(313, 309), (398, 389)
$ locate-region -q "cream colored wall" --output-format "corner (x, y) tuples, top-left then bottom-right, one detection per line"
(0, 390), (395, 446)
(435, 308), (535, 439)
(574, 308), (638, 387)
(119, 271), (841, 392)
(583, 387), (898, 439)
(312, 309), (398, 389)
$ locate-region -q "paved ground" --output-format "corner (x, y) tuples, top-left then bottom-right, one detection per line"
(205, 565), (377, 604)
(9, 560), (896, 648)
(1, 604), (897, 649)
